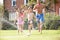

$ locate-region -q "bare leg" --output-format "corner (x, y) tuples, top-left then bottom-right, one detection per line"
(21, 24), (24, 33)
(18, 24), (22, 34)
(38, 23), (40, 32)
(20, 25), (23, 34)
(39, 22), (43, 34)
(31, 23), (34, 30)
(28, 24), (31, 33)
(17, 24), (20, 35)
(18, 29), (19, 34)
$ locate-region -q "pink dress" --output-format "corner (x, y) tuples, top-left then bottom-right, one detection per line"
(16, 13), (24, 25)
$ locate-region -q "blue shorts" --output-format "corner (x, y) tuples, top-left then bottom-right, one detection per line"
(36, 13), (44, 23)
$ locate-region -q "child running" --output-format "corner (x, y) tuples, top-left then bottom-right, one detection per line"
(27, 6), (35, 35)
(15, 8), (25, 34)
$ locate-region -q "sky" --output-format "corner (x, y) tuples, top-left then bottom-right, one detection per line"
(0, 0), (3, 4)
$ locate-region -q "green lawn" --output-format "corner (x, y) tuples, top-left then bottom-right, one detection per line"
(0, 30), (60, 40)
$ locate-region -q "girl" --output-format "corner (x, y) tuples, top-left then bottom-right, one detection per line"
(15, 8), (24, 34)
(27, 6), (35, 35)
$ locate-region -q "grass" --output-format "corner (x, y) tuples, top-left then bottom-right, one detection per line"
(0, 30), (60, 40)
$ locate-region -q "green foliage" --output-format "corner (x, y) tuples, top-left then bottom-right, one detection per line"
(24, 19), (28, 30)
(54, 0), (58, 4)
(2, 22), (17, 30)
(2, 10), (17, 30)
(28, 0), (36, 6)
(44, 13), (60, 30)
(58, 26), (60, 30)
(4, 9), (9, 20)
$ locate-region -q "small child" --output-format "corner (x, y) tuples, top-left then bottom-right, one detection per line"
(15, 8), (25, 34)
(27, 6), (35, 35)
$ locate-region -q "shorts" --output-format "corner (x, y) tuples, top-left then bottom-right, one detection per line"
(16, 19), (24, 25)
(28, 20), (33, 25)
(36, 13), (44, 23)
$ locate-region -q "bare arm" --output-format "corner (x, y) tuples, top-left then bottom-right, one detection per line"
(33, 5), (37, 10)
(42, 4), (46, 14)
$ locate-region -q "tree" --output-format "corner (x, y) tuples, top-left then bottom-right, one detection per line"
(28, 0), (36, 6)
